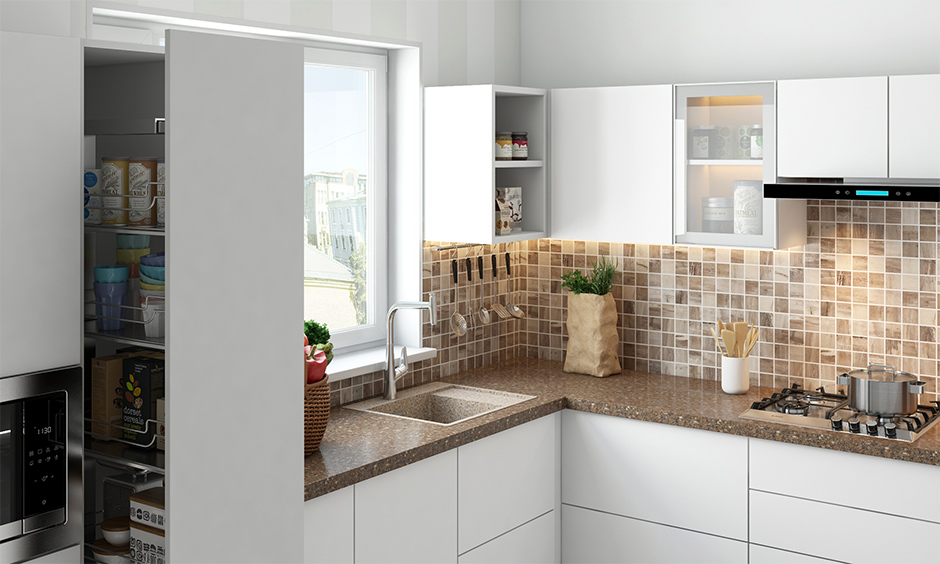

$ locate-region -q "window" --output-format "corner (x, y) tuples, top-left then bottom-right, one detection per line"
(303, 48), (387, 349)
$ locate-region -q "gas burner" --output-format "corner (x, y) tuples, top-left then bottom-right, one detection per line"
(776, 396), (810, 416)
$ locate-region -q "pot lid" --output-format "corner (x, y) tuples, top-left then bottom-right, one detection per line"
(846, 364), (918, 383)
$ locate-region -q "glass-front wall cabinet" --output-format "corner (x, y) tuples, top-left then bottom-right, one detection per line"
(675, 82), (779, 248)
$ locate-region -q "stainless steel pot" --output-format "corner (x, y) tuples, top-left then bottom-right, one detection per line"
(837, 364), (925, 417)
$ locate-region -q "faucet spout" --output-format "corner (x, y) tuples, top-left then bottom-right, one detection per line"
(384, 293), (436, 400)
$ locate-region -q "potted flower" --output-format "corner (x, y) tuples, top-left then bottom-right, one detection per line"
(560, 256), (622, 377)
(303, 319), (333, 455)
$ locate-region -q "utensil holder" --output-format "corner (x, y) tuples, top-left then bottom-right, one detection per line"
(304, 375), (331, 455)
(721, 356), (750, 395)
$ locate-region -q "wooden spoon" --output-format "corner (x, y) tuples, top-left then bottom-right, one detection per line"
(743, 329), (760, 357)
(721, 329), (737, 358)
(710, 326), (727, 356)
(733, 322), (748, 357)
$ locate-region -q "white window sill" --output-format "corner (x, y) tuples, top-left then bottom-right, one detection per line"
(326, 345), (438, 382)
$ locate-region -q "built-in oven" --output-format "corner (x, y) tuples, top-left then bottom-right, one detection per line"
(0, 366), (82, 564)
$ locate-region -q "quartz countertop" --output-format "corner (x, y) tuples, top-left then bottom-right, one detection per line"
(304, 357), (940, 501)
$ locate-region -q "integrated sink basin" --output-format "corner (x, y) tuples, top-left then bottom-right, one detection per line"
(345, 383), (535, 426)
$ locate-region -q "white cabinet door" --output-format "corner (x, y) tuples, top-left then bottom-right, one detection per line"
(749, 544), (840, 564)
(562, 410), (748, 541)
(0, 31), (81, 378)
(750, 490), (940, 564)
(164, 30), (304, 563)
(750, 438), (940, 523)
(305, 487), (354, 564)
(551, 85), (673, 245)
(355, 450), (458, 563)
(889, 74), (940, 179)
(458, 414), (558, 554)
(458, 511), (556, 564)
(562, 504), (747, 564)
(778, 76), (888, 178)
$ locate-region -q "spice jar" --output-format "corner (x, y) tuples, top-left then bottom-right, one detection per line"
(690, 126), (717, 159)
(511, 132), (528, 160)
(701, 197), (733, 233)
(750, 125), (763, 159)
(495, 132), (512, 161)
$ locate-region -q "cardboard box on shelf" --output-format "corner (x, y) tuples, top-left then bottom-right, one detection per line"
(92, 350), (161, 440)
(122, 352), (165, 447)
(130, 486), (165, 531)
(130, 521), (165, 564)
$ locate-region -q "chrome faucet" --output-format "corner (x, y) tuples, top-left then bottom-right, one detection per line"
(385, 293), (437, 400)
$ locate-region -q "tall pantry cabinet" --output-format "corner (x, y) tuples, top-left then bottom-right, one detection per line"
(3, 30), (305, 562)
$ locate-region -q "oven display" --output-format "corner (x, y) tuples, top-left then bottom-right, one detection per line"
(22, 395), (67, 517)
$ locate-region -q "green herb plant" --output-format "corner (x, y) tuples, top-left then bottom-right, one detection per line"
(304, 320), (331, 346)
(561, 256), (618, 295)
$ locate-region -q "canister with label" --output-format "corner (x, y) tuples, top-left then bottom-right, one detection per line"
(495, 132), (512, 161)
(733, 180), (762, 235)
(511, 132), (528, 160)
(750, 125), (763, 159)
(128, 158), (157, 227)
(690, 126), (717, 159)
(734, 125), (752, 159)
(715, 126), (734, 159)
(701, 197), (733, 233)
(156, 160), (166, 227)
(101, 157), (129, 226)
(84, 169), (102, 225)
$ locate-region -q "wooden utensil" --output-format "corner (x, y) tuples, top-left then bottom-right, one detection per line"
(743, 329), (760, 357)
(732, 322), (748, 357)
(710, 326), (726, 356)
(721, 329), (737, 358)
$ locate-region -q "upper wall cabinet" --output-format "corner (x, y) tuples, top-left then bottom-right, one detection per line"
(889, 74), (940, 179)
(675, 82), (805, 250)
(778, 76), (888, 179)
(425, 85), (548, 245)
(552, 85), (673, 245)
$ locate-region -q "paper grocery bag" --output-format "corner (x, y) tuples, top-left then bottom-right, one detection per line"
(564, 292), (622, 378)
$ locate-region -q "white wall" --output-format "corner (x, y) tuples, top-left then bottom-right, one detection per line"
(0, 0), (521, 87)
(520, 0), (940, 88)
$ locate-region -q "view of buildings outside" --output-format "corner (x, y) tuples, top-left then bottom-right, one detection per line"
(303, 64), (371, 331)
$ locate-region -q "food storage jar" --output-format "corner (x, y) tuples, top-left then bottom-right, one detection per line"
(495, 132), (512, 161)
(511, 132), (528, 160)
(701, 197), (733, 233)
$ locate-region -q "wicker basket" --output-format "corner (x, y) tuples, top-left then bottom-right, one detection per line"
(304, 375), (331, 455)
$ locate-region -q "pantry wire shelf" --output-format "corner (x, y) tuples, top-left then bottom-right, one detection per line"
(85, 298), (164, 325)
(85, 417), (165, 449)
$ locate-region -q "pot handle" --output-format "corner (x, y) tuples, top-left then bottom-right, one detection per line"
(837, 373), (850, 386)
(912, 382), (925, 394)
(868, 364), (897, 380)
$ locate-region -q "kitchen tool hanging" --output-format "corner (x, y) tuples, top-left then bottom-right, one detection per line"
(505, 252), (525, 318)
(490, 254), (510, 319)
(837, 364), (926, 417)
(477, 255), (491, 325)
(450, 259), (467, 337)
(465, 257), (474, 328)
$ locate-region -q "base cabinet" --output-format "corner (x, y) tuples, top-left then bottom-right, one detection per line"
(458, 511), (556, 564)
(749, 544), (838, 564)
(562, 504), (747, 564)
(304, 487), (354, 564)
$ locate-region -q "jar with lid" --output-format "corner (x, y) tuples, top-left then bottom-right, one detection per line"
(750, 125), (763, 159)
(511, 132), (528, 160)
(733, 180), (762, 234)
(495, 132), (512, 161)
(701, 197), (733, 233)
(690, 126), (717, 159)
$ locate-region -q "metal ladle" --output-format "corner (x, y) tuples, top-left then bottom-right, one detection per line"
(476, 255), (491, 325)
(505, 252), (525, 318)
(450, 259), (467, 337)
(490, 254), (511, 319)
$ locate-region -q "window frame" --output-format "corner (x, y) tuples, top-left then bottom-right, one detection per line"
(303, 47), (388, 352)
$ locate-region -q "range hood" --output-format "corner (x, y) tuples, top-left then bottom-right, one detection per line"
(764, 179), (940, 202)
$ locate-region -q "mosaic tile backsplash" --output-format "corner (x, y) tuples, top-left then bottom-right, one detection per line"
(332, 201), (939, 406)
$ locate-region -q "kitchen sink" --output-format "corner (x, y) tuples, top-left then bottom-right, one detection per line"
(345, 383), (534, 426)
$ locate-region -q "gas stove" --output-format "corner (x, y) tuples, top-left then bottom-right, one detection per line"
(739, 383), (940, 442)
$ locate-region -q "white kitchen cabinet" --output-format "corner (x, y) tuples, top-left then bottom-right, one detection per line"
(551, 85), (673, 245)
(674, 81), (805, 249)
(750, 438), (940, 523)
(749, 544), (841, 564)
(778, 76), (888, 179)
(562, 410), (748, 541)
(0, 31), (82, 378)
(561, 504), (747, 564)
(458, 511), (556, 564)
(304, 486), (354, 564)
(750, 490), (940, 564)
(424, 85), (548, 244)
(458, 413), (558, 555)
(355, 449), (458, 563)
(889, 74), (940, 179)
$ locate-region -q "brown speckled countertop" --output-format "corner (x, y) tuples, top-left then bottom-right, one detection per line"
(304, 357), (940, 501)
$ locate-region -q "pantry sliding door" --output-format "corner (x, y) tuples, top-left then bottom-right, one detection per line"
(165, 30), (303, 563)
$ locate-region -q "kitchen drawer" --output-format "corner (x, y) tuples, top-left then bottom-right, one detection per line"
(562, 410), (748, 540)
(458, 413), (558, 554)
(750, 490), (940, 564)
(458, 511), (556, 564)
(304, 487), (353, 564)
(750, 438), (940, 523)
(561, 504), (747, 563)
(749, 544), (843, 563)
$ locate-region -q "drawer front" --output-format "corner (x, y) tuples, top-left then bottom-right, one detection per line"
(562, 410), (748, 540)
(750, 438), (940, 523)
(562, 504), (747, 564)
(458, 414), (558, 554)
(304, 487), (353, 564)
(750, 490), (940, 564)
(749, 544), (842, 564)
(458, 511), (556, 564)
